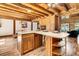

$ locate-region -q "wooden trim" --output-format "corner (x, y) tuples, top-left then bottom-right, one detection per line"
(63, 3), (71, 11)
(55, 15), (61, 31)
(13, 20), (16, 35)
(0, 35), (13, 38)
(45, 36), (52, 56)
(0, 15), (30, 21)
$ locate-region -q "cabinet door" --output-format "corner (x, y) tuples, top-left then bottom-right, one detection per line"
(34, 35), (39, 48)
(22, 38), (28, 53)
(34, 34), (42, 48)
(27, 36), (34, 50)
(22, 34), (34, 54)
(39, 35), (42, 46)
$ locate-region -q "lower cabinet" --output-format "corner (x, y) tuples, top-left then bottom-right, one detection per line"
(22, 34), (34, 54)
(34, 34), (42, 49)
(18, 33), (42, 55)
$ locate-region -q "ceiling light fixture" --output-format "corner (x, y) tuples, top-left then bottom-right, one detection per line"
(47, 3), (59, 8)
(47, 3), (52, 7)
(27, 9), (32, 13)
(52, 3), (59, 7)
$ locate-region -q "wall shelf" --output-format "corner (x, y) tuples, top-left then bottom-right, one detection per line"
(52, 44), (65, 47)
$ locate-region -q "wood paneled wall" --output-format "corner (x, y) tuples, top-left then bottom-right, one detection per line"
(33, 15), (55, 31)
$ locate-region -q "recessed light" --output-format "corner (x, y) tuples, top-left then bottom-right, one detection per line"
(54, 3), (59, 5)
(52, 3), (58, 7)
(27, 9), (32, 13)
(47, 3), (52, 7)
(47, 3), (58, 8)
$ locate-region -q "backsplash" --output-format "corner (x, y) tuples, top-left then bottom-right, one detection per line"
(32, 15), (55, 32)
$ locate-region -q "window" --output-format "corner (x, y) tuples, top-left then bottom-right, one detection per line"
(60, 23), (69, 32)
(75, 22), (79, 30)
(0, 20), (2, 27)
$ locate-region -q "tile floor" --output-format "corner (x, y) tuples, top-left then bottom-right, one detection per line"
(0, 36), (78, 56)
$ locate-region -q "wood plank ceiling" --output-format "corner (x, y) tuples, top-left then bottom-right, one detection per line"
(60, 3), (79, 16)
(0, 3), (79, 20)
(0, 3), (54, 20)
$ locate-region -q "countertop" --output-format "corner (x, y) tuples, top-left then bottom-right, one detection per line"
(18, 31), (69, 38)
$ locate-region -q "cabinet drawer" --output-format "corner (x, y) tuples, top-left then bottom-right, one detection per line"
(34, 34), (42, 48)
(22, 34), (34, 38)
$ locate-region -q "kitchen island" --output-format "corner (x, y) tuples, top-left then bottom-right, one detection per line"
(17, 31), (69, 56)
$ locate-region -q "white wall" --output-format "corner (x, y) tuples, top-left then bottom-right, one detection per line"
(16, 20), (32, 33)
(0, 19), (33, 36)
(26, 21), (32, 31)
(16, 20), (22, 33)
(0, 19), (13, 36)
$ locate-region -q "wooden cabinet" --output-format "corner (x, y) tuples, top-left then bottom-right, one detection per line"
(17, 33), (42, 55)
(34, 34), (42, 49)
(22, 34), (34, 54)
(52, 38), (64, 56)
(22, 38), (28, 53)
(45, 36), (66, 56)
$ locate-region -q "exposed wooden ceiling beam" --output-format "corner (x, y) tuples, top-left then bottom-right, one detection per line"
(38, 3), (61, 15)
(0, 9), (31, 19)
(8, 3), (45, 17)
(0, 6), (37, 20)
(52, 8), (61, 13)
(54, 3), (68, 12)
(0, 3), (43, 20)
(70, 13), (79, 17)
(0, 3), (32, 15)
(69, 3), (77, 10)
(1, 11), (34, 20)
(0, 6), (30, 17)
(60, 8), (79, 16)
(0, 14), (30, 20)
(21, 3), (50, 16)
(63, 3), (71, 11)
(30, 3), (54, 15)
(41, 3), (61, 15)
